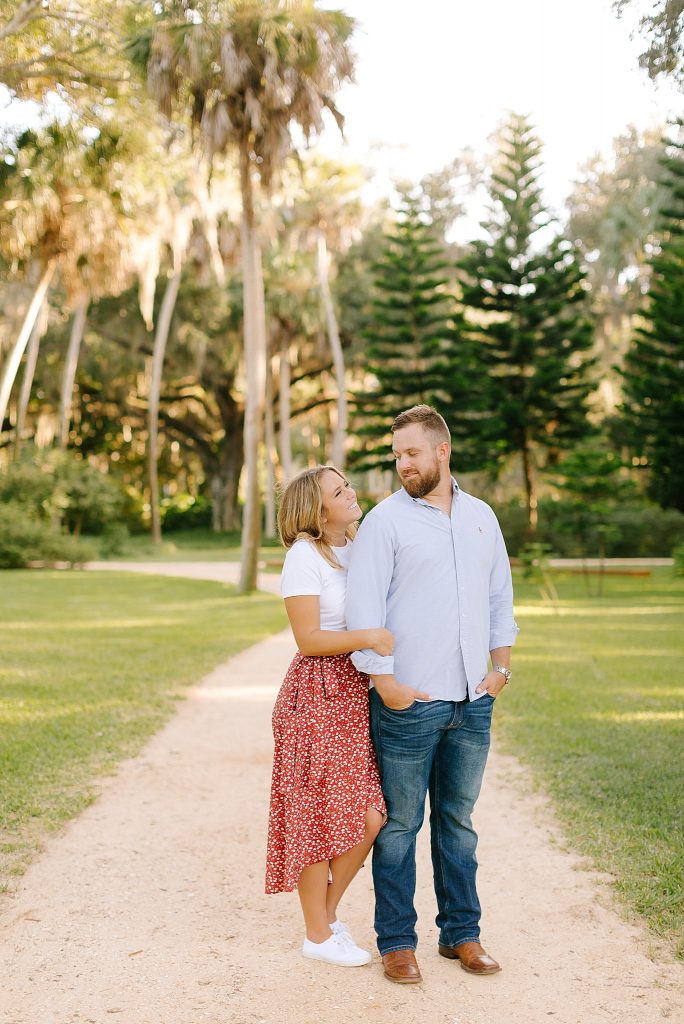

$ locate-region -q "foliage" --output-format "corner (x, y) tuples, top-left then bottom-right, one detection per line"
(336, 214), (388, 355)
(551, 446), (636, 584)
(0, 448), (128, 535)
(605, 503), (684, 557)
(0, 0), (137, 104)
(519, 541), (558, 603)
(161, 492), (213, 532)
(672, 542), (684, 574)
(350, 193), (486, 472)
(127, 0), (357, 590)
(566, 126), (667, 407)
(19, 266), (246, 530)
(459, 114), (597, 526)
(620, 124), (684, 512)
(126, 1), (355, 186)
(491, 497), (684, 558)
(613, 0), (684, 84)
(0, 118), (168, 307)
(0, 500), (95, 568)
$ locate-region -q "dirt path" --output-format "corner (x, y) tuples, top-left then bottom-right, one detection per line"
(2, 566), (683, 1024)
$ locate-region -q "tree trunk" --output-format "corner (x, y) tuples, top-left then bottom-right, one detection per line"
(14, 293), (48, 458)
(316, 229), (347, 469)
(0, 259), (56, 435)
(210, 476), (222, 532)
(279, 341), (292, 481)
(149, 264), (183, 543)
(57, 293), (89, 448)
(209, 392), (244, 533)
(521, 437), (538, 531)
(264, 355), (277, 538)
(220, 444), (243, 532)
(238, 154), (268, 594)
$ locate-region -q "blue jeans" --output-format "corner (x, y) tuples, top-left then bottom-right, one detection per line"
(369, 689), (494, 954)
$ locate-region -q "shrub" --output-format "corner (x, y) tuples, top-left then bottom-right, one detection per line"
(0, 501), (96, 568)
(673, 544), (684, 577)
(604, 504), (684, 558)
(161, 493), (213, 532)
(0, 449), (129, 536)
(487, 499), (684, 558)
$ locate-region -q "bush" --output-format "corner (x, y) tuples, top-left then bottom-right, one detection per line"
(603, 504), (684, 557)
(673, 544), (684, 577)
(0, 501), (96, 568)
(161, 493), (213, 532)
(0, 449), (129, 536)
(490, 499), (684, 558)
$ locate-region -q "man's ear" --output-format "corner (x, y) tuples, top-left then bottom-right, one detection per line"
(437, 442), (451, 462)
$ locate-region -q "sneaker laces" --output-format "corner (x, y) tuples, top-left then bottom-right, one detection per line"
(335, 930), (359, 952)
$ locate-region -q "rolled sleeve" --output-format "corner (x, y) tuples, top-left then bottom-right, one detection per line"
(488, 518), (520, 649)
(345, 512), (396, 676)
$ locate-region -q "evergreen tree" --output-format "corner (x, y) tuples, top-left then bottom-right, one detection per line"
(351, 194), (486, 472)
(459, 114), (596, 528)
(620, 124), (684, 512)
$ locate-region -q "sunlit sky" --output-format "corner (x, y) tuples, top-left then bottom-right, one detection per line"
(320, 0), (681, 223)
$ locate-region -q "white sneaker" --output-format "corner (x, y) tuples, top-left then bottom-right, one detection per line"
(302, 932), (372, 967)
(330, 919), (352, 940)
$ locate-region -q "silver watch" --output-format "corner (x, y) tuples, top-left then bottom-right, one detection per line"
(492, 664), (512, 683)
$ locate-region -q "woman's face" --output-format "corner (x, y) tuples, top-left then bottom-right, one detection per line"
(319, 470), (361, 535)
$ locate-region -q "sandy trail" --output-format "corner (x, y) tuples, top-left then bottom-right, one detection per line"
(1, 565), (683, 1024)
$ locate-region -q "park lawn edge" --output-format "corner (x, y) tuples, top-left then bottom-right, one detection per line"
(0, 570), (287, 894)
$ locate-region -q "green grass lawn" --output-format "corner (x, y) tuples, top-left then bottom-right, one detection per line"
(498, 567), (684, 957)
(100, 527), (284, 566)
(0, 570), (287, 889)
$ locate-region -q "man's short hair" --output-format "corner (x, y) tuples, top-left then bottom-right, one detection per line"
(392, 405), (451, 446)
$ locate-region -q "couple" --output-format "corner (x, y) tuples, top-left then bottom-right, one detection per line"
(265, 405), (519, 983)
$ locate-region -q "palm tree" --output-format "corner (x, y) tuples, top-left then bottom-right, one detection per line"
(287, 155), (364, 468)
(145, 157), (236, 543)
(0, 124), (77, 437)
(0, 121), (153, 444)
(129, 0), (355, 591)
(147, 204), (193, 542)
(13, 293), (47, 456)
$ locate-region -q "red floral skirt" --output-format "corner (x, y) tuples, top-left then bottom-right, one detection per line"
(265, 653), (386, 894)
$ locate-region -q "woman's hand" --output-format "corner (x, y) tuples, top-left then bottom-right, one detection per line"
(365, 627), (395, 656)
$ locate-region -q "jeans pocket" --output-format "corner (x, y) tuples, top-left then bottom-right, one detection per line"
(380, 699), (418, 715)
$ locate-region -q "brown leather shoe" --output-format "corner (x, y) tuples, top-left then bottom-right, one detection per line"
(382, 948), (423, 984)
(438, 941), (501, 975)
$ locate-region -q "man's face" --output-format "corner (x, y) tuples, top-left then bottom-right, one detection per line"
(392, 423), (446, 499)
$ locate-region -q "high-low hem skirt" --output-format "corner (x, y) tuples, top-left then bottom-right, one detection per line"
(265, 652), (386, 894)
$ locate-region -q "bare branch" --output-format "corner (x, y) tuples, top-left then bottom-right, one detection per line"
(40, 11), (125, 40)
(0, 0), (42, 43)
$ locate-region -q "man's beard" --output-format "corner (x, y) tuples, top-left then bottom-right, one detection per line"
(400, 461), (441, 499)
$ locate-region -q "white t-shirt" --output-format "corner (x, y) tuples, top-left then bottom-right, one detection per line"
(280, 538), (352, 631)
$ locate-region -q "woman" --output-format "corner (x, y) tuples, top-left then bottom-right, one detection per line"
(265, 465), (391, 967)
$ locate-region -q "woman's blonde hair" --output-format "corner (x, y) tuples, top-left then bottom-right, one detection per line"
(277, 465), (356, 569)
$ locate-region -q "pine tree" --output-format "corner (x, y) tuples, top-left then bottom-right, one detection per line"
(351, 194), (486, 472)
(620, 124), (684, 511)
(459, 114), (596, 528)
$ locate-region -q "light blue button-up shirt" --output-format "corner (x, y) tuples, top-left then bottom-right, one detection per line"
(346, 479), (519, 702)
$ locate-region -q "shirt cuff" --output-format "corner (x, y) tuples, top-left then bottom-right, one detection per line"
(350, 651), (395, 676)
(489, 625), (520, 649)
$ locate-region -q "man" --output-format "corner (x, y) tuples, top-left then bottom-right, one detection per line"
(345, 405), (518, 984)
